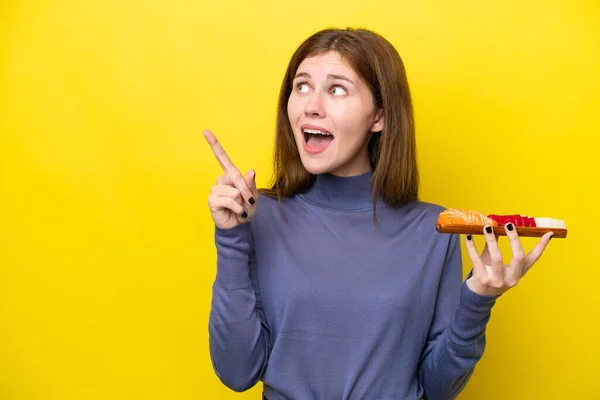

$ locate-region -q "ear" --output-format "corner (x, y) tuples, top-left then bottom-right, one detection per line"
(370, 108), (384, 132)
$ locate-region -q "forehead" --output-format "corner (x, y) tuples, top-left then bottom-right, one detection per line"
(295, 51), (358, 78)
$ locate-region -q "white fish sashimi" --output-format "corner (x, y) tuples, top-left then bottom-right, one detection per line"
(533, 218), (566, 229)
(534, 218), (552, 228)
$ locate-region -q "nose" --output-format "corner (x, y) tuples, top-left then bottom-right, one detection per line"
(304, 92), (325, 118)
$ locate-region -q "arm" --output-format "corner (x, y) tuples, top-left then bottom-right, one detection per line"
(208, 222), (270, 392)
(418, 233), (499, 400)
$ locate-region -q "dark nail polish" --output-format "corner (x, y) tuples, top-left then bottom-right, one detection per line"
(485, 226), (493, 234)
(549, 234), (554, 240)
(241, 211), (248, 218)
(253, 170), (256, 179)
(506, 223), (514, 231)
(249, 197), (255, 205)
(466, 234), (472, 241)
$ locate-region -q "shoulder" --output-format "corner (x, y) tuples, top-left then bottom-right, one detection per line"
(251, 190), (299, 227)
(254, 191), (286, 214)
(384, 200), (455, 245)
(407, 200), (460, 247)
(389, 199), (446, 222)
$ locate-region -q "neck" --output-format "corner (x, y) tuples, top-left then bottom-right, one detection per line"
(301, 170), (383, 211)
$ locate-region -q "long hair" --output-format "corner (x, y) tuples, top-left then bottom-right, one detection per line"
(260, 27), (419, 210)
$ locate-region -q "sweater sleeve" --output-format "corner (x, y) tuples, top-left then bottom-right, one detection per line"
(417, 233), (499, 400)
(208, 222), (270, 392)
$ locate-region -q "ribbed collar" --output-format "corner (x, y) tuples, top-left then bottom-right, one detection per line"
(299, 171), (384, 211)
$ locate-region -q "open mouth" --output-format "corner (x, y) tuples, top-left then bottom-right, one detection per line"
(302, 128), (334, 149)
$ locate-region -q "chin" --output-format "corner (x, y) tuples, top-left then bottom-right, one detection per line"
(299, 158), (334, 176)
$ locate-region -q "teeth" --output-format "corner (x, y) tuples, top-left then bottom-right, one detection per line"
(303, 128), (331, 135)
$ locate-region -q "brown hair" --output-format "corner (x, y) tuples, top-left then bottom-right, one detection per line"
(260, 27), (419, 210)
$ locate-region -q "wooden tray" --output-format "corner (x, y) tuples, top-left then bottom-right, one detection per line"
(436, 224), (567, 238)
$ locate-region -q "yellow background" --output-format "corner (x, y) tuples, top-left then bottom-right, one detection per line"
(1, 0), (598, 398)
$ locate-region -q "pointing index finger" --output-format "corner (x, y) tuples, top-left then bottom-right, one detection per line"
(203, 129), (237, 173)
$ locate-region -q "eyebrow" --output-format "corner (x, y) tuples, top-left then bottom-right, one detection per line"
(294, 72), (354, 84)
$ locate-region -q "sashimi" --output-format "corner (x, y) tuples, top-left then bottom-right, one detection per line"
(437, 208), (567, 238)
(437, 208), (498, 226)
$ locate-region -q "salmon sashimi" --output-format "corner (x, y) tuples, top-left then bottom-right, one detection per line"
(437, 208), (498, 226)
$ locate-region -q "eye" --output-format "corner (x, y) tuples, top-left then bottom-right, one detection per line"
(331, 85), (347, 96)
(295, 82), (310, 93)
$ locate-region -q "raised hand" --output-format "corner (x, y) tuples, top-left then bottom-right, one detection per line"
(203, 129), (258, 229)
(464, 223), (553, 297)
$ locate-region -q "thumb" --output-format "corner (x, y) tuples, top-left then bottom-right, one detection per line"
(244, 169), (258, 198)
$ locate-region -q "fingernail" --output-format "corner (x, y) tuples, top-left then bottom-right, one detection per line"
(485, 226), (493, 234)
(241, 211), (248, 218)
(249, 197), (255, 205)
(466, 234), (472, 241)
(549, 234), (554, 240)
(506, 223), (514, 231)
(252, 170), (256, 180)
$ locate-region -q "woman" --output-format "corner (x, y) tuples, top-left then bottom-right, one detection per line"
(204, 27), (553, 400)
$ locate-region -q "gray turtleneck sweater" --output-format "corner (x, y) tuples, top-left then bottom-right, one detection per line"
(208, 172), (498, 400)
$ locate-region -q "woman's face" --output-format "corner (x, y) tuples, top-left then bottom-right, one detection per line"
(287, 51), (383, 177)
